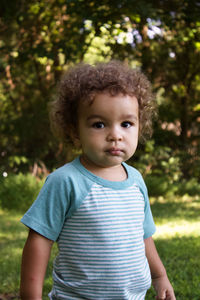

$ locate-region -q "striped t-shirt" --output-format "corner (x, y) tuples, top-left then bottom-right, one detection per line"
(21, 157), (156, 300)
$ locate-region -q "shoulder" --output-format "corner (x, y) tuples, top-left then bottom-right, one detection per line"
(45, 157), (94, 200)
(46, 157), (87, 185)
(124, 162), (148, 196)
(124, 163), (145, 183)
(48, 159), (79, 179)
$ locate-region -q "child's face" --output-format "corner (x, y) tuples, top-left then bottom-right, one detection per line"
(76, 93), (139, 171)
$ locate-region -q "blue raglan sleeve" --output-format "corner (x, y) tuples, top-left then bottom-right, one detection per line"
(141, 181), (156, 239)
(129, 166), (156, 239)
(21, 170), (71, 241)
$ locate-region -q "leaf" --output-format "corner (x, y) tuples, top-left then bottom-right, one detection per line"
(193, 103), (200, 111)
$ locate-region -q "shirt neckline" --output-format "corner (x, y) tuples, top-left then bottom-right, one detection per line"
(72, 156), (133, 190)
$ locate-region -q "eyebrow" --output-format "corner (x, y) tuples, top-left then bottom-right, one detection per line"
(87, 115), (103, 121)
(122, 114), (138, 121)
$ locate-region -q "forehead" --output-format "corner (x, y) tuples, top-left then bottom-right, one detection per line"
(78, 92), (139, 117)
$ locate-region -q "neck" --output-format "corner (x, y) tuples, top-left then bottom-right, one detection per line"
(80, 156), (127, 182)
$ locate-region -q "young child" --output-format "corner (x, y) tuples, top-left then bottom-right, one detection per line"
(20, 61), (176, 300)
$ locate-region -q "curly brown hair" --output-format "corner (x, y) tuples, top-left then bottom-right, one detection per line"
(49, 60), (156, 145)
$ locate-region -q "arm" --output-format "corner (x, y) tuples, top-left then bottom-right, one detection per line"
(20, 229), (54, 300)
(145, 236), (176, 300)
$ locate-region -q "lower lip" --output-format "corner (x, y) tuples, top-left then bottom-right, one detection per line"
(107, 149), (122, 156)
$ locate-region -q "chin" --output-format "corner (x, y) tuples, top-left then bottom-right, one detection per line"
(104, 158), (125, 166)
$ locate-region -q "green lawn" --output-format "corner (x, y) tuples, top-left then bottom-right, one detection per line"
(146, 195), (200, 300)
(0, 195), (199, 299)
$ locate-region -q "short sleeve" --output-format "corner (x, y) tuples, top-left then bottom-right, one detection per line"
(143, 194), (156, 239)
(21, 172), (71, 241)
(128, 165), (156, 239)
(139, 177), (156, 239)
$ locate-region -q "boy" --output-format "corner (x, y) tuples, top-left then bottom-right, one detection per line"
(20, 61), (176, 299)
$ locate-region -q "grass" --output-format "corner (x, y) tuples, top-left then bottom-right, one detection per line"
(0, 209), (57, 300)
(146, 195), (200, 300)
(0, 195), (199, 299)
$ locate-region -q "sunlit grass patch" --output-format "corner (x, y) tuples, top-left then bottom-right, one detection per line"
(154, 220), (200, 238)
(151, 195), (200, 239)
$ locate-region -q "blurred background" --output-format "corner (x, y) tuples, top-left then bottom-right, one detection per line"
(0, 0), (200, 194)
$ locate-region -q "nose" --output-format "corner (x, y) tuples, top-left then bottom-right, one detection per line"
(106, 126), (122, 142)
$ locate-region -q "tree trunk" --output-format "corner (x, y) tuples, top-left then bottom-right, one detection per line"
(180, 96), (188, 149)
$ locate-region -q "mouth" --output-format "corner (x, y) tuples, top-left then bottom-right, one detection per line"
(106, 148), (123, 156)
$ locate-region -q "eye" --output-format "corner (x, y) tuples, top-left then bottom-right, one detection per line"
(92, 122), (105, 129)
(121, 121), (133, 128)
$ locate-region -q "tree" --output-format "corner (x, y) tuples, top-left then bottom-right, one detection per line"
(0, 0), (199, 180)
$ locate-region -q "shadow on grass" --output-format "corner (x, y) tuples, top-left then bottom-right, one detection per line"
(151, 197), (200, 221)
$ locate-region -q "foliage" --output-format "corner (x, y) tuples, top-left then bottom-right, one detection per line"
(177, 178), (200, 196)
(0, 173), (44, 213)
(0, 0), (200, 182)
(143, 175), (200, 197)
(144, 175), (175, 197)
(130, 141), (180, 195)
(130, 139), (200, 196)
